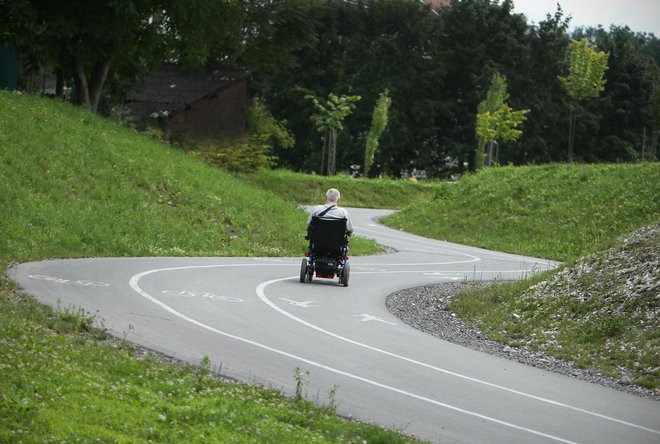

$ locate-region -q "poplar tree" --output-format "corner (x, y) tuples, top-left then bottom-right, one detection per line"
(364, 90), (392, 176)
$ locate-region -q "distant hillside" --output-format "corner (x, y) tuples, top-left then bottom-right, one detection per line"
(383, 163), (660, 262)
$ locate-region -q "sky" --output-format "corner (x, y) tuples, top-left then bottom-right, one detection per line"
(511, 0), (660, 36)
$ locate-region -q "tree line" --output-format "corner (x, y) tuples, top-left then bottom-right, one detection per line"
(3, 0), (659, 177)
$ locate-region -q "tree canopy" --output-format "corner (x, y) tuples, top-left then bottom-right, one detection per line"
(3, 0), (659, 176)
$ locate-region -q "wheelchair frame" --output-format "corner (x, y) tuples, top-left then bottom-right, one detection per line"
(300, 216), (350, 286)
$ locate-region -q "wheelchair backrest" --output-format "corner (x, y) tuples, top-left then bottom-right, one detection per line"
(309, 216), (347, 255)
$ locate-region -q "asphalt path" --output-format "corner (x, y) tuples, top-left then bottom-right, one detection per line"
(9, 208), (660, 443)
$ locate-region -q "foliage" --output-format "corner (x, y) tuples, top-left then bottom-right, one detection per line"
(652, 84), (660, 130)
(558, 38), (609, 161)
(474, 73), (529, 169)
(192, 138), (275, 173)
(558, 38), (609, 102)
(305, 92), (361, 175)
(0, 0), (316, 113)
(383, 163), (660, 262)
(475, 104), (529, 165)
(0, 91), (380, 263)
(248, 97), (295, 151)
(364, 89), (392, 176)
(252, 2), (659, 175)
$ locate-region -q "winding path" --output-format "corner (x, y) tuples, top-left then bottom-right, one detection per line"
(9, 208), (659, 443)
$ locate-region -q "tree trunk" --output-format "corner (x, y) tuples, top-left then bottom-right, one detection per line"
(74, 56), (111, 113)
(641, 127), (647, 161)
(567, 105), (576, 163)
(89, 60), (111, 112)
(475, 136), (485, 170)
(320, 129), (328, 175)
(74, 57), (91, 110)
(56, 65), (65, 100)
(328, 128), (337, 176)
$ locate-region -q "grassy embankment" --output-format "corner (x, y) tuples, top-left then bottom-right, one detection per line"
(238, 169), (438, 209)
(0, 91), (419, 443)
(384, 164), (660, 388)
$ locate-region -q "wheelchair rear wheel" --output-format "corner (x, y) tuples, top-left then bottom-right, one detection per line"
(340, 260), (350, 287)
(300, 258), (308, 282)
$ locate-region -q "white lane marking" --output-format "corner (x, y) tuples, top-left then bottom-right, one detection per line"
(128, 266), (576, 443)
(280, 298), (317, 308)
(162, 290), (243, 303)
(353, 314), (397, 325)
(257, 275), (660, 437)
(126, 262), (658, 437)
(28, 274), (110, 287)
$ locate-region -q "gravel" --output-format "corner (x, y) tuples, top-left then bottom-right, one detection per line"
(386, 280), (659, 400)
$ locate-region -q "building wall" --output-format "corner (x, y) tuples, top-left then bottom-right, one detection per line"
(182, 80), (248, 141)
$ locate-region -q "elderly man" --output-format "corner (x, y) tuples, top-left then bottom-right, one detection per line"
(307, 188), (354, 235)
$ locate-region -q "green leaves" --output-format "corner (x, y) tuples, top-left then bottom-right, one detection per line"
(476, 103), (529, 143)
(305, 93), (362, 134)
(475, 73), (529, 169)
(558, 38), (609, 102)
(364, 89), (392, 176)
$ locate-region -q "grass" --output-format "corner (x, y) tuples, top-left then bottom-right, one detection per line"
(385, 164), (659, 390)
(237, 169), (439, 209)
(0, 91), (420, 443)
(383, 163), (660, 262)
(0, 280), (418, 443)
(0, 91), (379, 263)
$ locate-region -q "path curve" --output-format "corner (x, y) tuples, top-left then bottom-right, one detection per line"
(9, 208), (659, 444)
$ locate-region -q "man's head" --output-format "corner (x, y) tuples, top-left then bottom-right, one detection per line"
(326, 188), (340, 203)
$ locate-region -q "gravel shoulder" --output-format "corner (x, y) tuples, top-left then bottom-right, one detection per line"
(386, 281), (659, 401)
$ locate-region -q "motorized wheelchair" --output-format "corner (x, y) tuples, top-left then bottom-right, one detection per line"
(300, 216), (350, 286)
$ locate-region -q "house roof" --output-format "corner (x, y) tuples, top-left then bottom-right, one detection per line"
(128, 64), (250, 108)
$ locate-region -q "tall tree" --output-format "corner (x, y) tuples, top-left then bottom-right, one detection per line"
(650, 84), (660, 160)
(306, 92), (361, 175)
(0, 0), (316, 113)
(558, 38), (609, 162)
(364, 89), (392, 176)
(475, 73), (508, 169)
(438, 0), (530, 170)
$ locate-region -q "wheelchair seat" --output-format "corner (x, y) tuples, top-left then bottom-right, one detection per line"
(300, 216), (350, 286)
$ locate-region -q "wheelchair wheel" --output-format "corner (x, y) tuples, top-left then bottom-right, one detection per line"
(340, 260), (350, 287)
(300, 258), (308, 283)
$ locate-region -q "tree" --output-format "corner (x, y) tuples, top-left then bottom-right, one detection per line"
(305, 92), (361, 175)
(475, 73), (508, 169)
(476, 103), (529, 166)
(0, 0), (245, 112)
(0, 0), (316, 113)
(364, 89), (392, 176)
(651, 84), (660, 160)
(558, 38), (609, 162)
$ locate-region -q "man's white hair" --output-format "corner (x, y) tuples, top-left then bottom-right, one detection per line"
(326, 188), (340, 202)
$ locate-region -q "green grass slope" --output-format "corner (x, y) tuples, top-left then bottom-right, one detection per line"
(238, 169), (439, 209)
(0, 91), (378, 263)
(383, 163), (659, 391)
(0, 92), (416, 443)
(383, 163), (660, 262)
